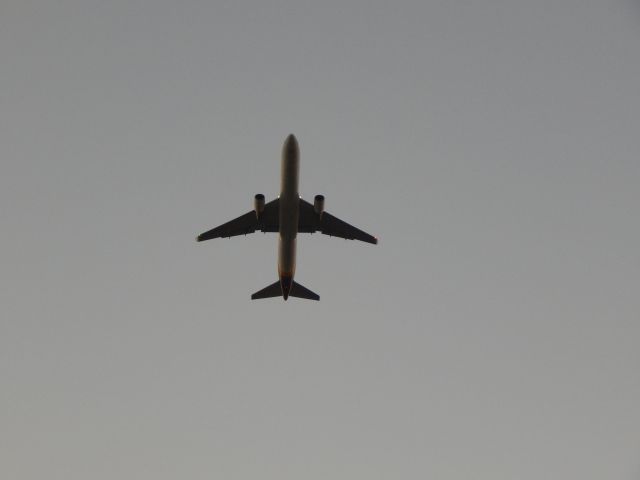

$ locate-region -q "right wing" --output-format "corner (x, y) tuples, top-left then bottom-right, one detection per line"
(197, 198), (279, 241)
(298, 198), (378, 244)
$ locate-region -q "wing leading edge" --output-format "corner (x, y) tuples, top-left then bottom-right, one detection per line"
(197, 198), (279, 241)
(298, 198), (377, 244)
(196, 197), (377, 244)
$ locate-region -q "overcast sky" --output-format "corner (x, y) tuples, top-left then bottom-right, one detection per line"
(2, 1), (640, 479)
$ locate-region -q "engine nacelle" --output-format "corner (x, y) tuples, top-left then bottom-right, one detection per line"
(254, 194), (265, 218)
(314, 194), (325, 216)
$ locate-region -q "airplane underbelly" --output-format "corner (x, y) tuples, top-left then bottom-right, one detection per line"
(278, 236), (296, 277)
(278, 191), (299, 276)
(278, 134), (300, 280)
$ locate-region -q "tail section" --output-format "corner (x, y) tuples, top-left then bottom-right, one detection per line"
(290, 281), (320, 301)
(251, 281), (282, 300)
(250, 280), (320, 301)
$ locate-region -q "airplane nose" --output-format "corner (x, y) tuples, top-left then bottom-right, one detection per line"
(283, 134), (299, 159)
(285, 133), (298, 149)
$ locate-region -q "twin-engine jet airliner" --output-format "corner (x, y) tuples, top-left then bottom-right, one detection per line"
(196, 134), (377, 301)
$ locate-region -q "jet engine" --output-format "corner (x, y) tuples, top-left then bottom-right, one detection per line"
(254, 194), (265, 218)
(314, 194), (325, 216)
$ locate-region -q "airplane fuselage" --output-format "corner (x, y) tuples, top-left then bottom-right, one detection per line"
(278, 134), (300, 299)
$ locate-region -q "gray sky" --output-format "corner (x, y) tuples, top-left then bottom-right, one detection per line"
(2, 0), (640, 478)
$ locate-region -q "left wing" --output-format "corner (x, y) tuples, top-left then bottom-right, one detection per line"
(298, 198), (378, 244)
(197, 198), (279, 241)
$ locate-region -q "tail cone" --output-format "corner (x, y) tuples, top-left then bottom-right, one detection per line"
(280, 275), (292, 300)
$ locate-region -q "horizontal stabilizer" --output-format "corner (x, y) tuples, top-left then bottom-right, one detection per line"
(250, 280), (320, 301)
(290, 281), (320, 301)
(251, 281), (282, 300)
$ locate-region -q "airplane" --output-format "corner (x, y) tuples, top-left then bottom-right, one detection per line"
(196, 134), (378, 301)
